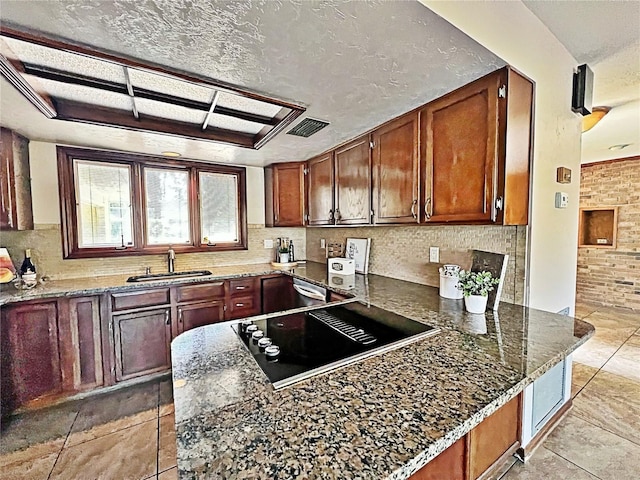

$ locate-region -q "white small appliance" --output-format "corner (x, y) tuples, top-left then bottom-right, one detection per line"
(328, 257), (355, 275)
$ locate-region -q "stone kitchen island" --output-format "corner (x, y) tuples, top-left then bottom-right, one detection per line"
(171, 263), (594, 480)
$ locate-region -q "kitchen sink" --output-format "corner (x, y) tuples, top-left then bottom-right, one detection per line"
(126, 270), (213, 282)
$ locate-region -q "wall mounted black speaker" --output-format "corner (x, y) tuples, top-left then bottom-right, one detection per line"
(572, 64), (593, 115)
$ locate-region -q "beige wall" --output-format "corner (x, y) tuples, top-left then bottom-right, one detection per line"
(577, 158), (640, 310)
(422, 1), (583, 314)
(1, 141), (305, 280)
(306, 226), (527, 305)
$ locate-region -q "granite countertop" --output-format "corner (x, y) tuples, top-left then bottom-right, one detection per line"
(0, 263), (289, 306)
(0, 262), (594, 478)
(170, 263), (595, 479)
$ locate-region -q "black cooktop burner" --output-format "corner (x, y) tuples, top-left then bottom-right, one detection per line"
(232, 302), (438, 389)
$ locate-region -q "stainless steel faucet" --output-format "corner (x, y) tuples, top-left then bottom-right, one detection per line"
(167, 247), (176, 273)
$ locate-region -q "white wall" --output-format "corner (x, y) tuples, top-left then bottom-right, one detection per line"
(28, 141), (267, 226)
(422, 1), (582, 314)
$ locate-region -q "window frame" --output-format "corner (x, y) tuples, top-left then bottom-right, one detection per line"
(58, 146), (248, 259)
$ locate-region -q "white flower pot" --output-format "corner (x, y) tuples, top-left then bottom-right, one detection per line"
(279, 253), (289, 263)
(464, 294), (488, 314)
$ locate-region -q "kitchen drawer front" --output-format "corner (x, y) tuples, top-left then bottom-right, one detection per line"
(111, 289), (170, 311)
(229, 277), (258, 296)
(228, 294), (260, 319)
(176, 281), (225, 303)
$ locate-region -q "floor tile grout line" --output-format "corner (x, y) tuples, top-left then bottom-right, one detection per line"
(570, 410), (640, 448)
(543, 446), (604, 480)
(46, 409), (79, 480)
(157, 382), (161, 478)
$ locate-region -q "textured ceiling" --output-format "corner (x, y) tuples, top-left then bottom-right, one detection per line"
(0, 0), (505, 167)
(523, 0), (640, 163)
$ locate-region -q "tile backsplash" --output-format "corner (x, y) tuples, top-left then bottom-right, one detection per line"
(1, 224), (306, 280)
(306, 225), (527, 305)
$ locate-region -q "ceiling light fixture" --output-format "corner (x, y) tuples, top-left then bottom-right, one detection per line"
(161, 151), (182, 157)
(608, 144), (631, 151)
(582, 106), (610, 133)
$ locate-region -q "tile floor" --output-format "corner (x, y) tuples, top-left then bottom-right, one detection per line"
(0, 378), (176, 480)
(501, 302), (640, 480)
(1, 302), (637, 480)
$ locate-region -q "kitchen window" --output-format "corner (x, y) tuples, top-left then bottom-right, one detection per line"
(58, 147), (247, 259)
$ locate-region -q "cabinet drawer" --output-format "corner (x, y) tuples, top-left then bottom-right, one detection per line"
(228, 294), (260, 319)
(111, 289), (170, 311)
(176, 282), (225, 303)
(229, 277), (257, 296)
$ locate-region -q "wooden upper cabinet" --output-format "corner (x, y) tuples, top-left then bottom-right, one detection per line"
(307, 152), (335, 226)
(265, 162), (306, 227)
(421, 72), (500, 224)
(372, 112), (420, 224)
(0, 127), (34, 231)
(421, 67), (533, 225)
(334, 136), (371, 225)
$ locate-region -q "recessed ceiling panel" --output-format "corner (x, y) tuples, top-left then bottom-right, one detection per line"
(217, 92), (282, 118)
(135, 97), (204, 124)
(128, 68), (213, 103)
(30, 76), (132, 110)
(206, 113), (264, 135)
(3, 36), (126, 84)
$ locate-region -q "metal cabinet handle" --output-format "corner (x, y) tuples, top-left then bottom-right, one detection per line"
(178, 308), (183, 323)
(235, 285), (246, 290)
(329, 209), (334, 222)
(235, 303), (244, 307)
(425, 198), (432, 220)
(335, 209), (342, 221)
(165, 310), (170, 325)
(411, 199), (418, 219)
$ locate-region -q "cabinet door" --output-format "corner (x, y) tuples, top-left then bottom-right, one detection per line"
(261, 275), (295, 314)
(1, 302), (61, 415)
(178, 301), (225, 333)
(409, 437), (466, 480)
(422, 72), (500, 223)
(266, 163), (306, 227)
(0, 127), (33, 231)
(307, 152), (334, 226)
(372, 113), (419, 224)
(335, 136), (371, 225)
(113, 308), (171, 381)
(58, 296), (103, 392)
(468, 394), (520, 479)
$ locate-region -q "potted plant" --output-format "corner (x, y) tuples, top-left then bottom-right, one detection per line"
(279, 246), (290, 264)
(457, 270), (500, 313)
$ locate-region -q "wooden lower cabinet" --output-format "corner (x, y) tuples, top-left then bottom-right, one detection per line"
(178, 300), (225, 333)
(410, 394), (520, 480)
(58, 296), (104, 391)
(112, 308), (172, 381)
(411, 437), (466, 480)
(1, 301), (61, 415)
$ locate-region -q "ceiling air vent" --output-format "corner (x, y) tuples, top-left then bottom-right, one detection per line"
(286, 118), (329, 137)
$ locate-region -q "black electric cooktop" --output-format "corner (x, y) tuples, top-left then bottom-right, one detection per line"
(232, 302), (439, 389)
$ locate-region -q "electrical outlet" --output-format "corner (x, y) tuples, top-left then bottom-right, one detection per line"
(429, 246), (439, 263)
(320, 238), (326, 249)
(263, 239), (274, 249)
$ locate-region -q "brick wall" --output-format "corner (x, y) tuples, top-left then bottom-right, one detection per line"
(1, 224), (306, 280)
(306, 225), (527, 305)
(577, 157), (640, 310)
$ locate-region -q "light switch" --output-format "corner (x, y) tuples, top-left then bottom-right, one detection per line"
(429, 246), (440, 263)
(320, 238), (326, 249)
(264, 239), (274, 249)
(555, 192), (569, 208)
